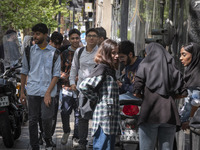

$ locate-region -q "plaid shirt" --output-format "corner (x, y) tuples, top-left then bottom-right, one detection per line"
(79, 75), (120, 136)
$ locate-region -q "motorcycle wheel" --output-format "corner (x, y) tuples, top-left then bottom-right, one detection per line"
(1, 111), (14, 148)
(13, 118), (21, 140)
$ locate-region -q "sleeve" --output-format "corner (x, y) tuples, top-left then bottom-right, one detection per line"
(20, 50), (29, 75)
(133, 76), (145, 94)
(79, 75), (103, 100)
(121, 76), (134, 93)
(53, 55), (61, 77)
(69, 49), (79, 85)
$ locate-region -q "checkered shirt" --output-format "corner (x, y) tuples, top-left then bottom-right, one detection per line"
(79, 75), (120, 136)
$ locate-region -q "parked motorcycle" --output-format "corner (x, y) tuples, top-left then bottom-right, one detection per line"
(0, 66), (24, 148)
(0, 31), (23, 147)
(0, 65), (24, 148)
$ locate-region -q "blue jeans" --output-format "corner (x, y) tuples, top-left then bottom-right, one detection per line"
(119, 91), (140, 101)
(93, 126), (116, 150)
(60, 94), (79, 139)
(139, 123), (176, 150)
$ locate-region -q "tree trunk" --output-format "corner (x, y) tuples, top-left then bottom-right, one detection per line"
(120, 0), (129, 41)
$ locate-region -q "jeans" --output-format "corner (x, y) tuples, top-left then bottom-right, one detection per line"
(52, 94), (59, 135)
(119, 91), (141, 101)
(60, 94), (79, 139)
(93, 126), (116, 150)
(78, 92), (89, 145)
(139, 123), (176, 150)
(28, 95), (54, 149)
(78, 116), (89, 145)
(38, 94), (59, 137)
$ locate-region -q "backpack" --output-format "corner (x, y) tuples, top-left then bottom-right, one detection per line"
(61, 46), (84, 70)
(24, 45), (60, 75)
(77, 47), (84, 69)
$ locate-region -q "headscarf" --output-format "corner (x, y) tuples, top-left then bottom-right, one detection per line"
(184, 42), (200, 88)
(136, 42), (183, 96)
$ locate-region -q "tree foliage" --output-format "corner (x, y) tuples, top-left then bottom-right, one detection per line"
(0, 0), (69, 31)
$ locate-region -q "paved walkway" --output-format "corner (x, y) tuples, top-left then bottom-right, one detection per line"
(0, 109), (191, 150)
(0, 110), (93, 150)
(0, 111), (137, 150)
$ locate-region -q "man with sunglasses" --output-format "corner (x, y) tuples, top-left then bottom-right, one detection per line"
(69, 28), (99, 150)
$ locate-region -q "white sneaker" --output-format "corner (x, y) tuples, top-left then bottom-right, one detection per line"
(72, 138), (79, 148)
(61, 133), (70, 145)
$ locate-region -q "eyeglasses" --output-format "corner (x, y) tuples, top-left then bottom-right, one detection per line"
(70, 37), (80, 40)
(87, 34), (98, 38)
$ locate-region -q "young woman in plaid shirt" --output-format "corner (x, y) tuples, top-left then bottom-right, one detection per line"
(79, 39), (120, 150)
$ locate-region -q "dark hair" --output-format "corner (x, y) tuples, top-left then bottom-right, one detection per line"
(68, 29), (81, 37)
(95, 39), (118, 69)
(51, 31), (63, 45)
(96, 27), (107, 39)
(32, 23), (48, 34)
(5, 30), (16, 38)
(5, 30), (16, 35)
(182, 43), (193, 54)
(118, 40), (135, 57)
(86, 28), (99, 36)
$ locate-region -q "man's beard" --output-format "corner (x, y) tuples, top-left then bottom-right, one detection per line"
(126, 57), (131, 66)
(35, 38), (44, 44)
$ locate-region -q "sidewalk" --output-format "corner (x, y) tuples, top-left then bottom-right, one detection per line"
(0, 111), (131, 150)
(0, 110), (93, 150)
(0, 110), (189, 150)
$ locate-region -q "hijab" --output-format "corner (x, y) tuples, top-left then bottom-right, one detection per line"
(136, 42), (183, 96)
(184, 42), (200, 88)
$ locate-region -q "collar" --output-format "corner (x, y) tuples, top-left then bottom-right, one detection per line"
(35, 44), (52, 51)
(85, 45), (98, 53)
(68, 46), (76, 52)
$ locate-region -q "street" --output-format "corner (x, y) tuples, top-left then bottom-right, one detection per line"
(0, 110), (139, 150)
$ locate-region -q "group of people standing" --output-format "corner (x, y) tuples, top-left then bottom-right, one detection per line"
(19, 22), (200, 150)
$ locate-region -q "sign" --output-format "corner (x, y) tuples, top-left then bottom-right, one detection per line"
(85, 3), (93, 12)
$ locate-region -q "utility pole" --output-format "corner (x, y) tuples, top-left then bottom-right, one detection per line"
(120, 0), (129, 41)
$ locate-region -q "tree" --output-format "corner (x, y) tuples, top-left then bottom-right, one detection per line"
(0, 0), (69, 35)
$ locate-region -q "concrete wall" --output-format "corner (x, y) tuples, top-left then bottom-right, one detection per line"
(95, 0), (112, 38)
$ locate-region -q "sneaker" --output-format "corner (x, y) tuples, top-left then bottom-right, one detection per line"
(44, 138), (53, 150)
(74, 144), (86, 150)
(61, 132), (70, 145)
(72, 138), (79, 148)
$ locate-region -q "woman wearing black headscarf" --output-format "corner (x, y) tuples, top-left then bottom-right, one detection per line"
(179, 42), (200, 130)
(133, 42), (187, 150)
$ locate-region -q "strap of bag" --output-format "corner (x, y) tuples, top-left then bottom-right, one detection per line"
(25, 46), (60, 75)
(52, 49), (61, 75)
(25, 46), (31, 71)
(78, 47), (84, 69)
